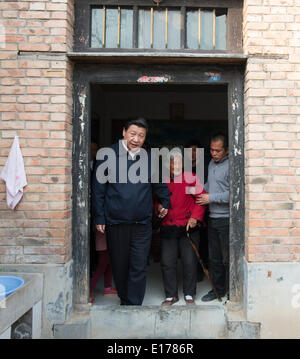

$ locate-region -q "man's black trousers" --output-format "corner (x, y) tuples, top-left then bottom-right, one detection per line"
(208, 217), (229, 296)
(106, 223), (152, 305)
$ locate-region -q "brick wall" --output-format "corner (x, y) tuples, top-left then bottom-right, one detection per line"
(244, 0), (300, 261)
(0, 0), (74, 264)
(1, 0), (300, 266)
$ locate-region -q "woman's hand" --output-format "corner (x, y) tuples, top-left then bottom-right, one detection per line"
(157, 204), (168, 218)
(158, 207), (168, 218)
(96, 224), (105, 233)
(186, 217), (197, 232)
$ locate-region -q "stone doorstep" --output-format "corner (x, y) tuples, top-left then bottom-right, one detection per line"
(54, 304), (229, 339)
(53, 312), (92, 339)
(225, 308), (261, 339)
(54, 303), (262, 339)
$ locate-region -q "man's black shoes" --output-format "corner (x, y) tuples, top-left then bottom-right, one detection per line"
(201, 289), (227, 302)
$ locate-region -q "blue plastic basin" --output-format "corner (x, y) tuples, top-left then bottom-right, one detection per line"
(0, 276), (25, 298)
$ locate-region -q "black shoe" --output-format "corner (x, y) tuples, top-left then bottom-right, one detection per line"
(201, 290), (218, 302)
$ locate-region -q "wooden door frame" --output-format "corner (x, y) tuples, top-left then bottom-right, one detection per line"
(72, 63), (245, 309)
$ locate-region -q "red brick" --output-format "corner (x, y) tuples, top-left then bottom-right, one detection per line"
(19, 11), (50, 20)
(19, 43), (50, 52)
(18, 60), (49, 69)
(18, 112), (49, 121)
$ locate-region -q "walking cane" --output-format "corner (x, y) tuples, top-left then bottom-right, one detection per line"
(186, 230), (222, 302)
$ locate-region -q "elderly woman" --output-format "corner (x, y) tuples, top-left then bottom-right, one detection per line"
(156, 150), (206, 306)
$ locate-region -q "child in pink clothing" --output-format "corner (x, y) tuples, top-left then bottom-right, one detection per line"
(89, 229), (117, 303)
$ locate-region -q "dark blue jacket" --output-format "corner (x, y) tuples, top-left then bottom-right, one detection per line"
(92, 141), (170, 225)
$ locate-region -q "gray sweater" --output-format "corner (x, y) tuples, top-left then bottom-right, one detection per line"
(204, 156), (229, 218)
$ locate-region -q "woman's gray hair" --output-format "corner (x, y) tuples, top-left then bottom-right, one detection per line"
(167, 147), (183, 161)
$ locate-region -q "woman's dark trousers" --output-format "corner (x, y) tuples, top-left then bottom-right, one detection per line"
(160, 227), (200, 298)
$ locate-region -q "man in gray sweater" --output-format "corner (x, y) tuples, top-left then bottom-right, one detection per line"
(196, 133), (229, 301)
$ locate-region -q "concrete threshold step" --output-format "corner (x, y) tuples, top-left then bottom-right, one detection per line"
(90, 304), (227, 339)
(53, 304), (261, 339)
(225, 308), (261, 339)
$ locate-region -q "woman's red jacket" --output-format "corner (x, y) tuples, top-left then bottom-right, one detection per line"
(155, 172), (206, 227)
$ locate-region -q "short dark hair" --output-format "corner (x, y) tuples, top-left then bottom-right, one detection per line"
(124, 117), (148, 132)
(211, 133), (228, 150)
(185, 139), (203, 148)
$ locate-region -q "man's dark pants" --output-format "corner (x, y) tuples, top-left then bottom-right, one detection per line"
(208, 217), (229, 296)
(106, 222), (152, 305)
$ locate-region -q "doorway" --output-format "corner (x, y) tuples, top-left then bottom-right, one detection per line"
(89, 83), (228, 305)
(72, 63), (245, 309)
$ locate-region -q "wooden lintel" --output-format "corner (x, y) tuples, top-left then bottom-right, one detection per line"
(67, 52), (248, 65)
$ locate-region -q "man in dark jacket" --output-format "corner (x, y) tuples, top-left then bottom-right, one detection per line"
(92, 117), (170, 305)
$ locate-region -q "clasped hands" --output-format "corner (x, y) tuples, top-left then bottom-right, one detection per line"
(156, 204), (168, 219)
(158, 204), (197, 232)
(96, 200), (204, 234)
(96, 205), (169, 234)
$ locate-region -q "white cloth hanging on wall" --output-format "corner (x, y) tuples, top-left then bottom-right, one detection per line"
(0, 136), (27, 210)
